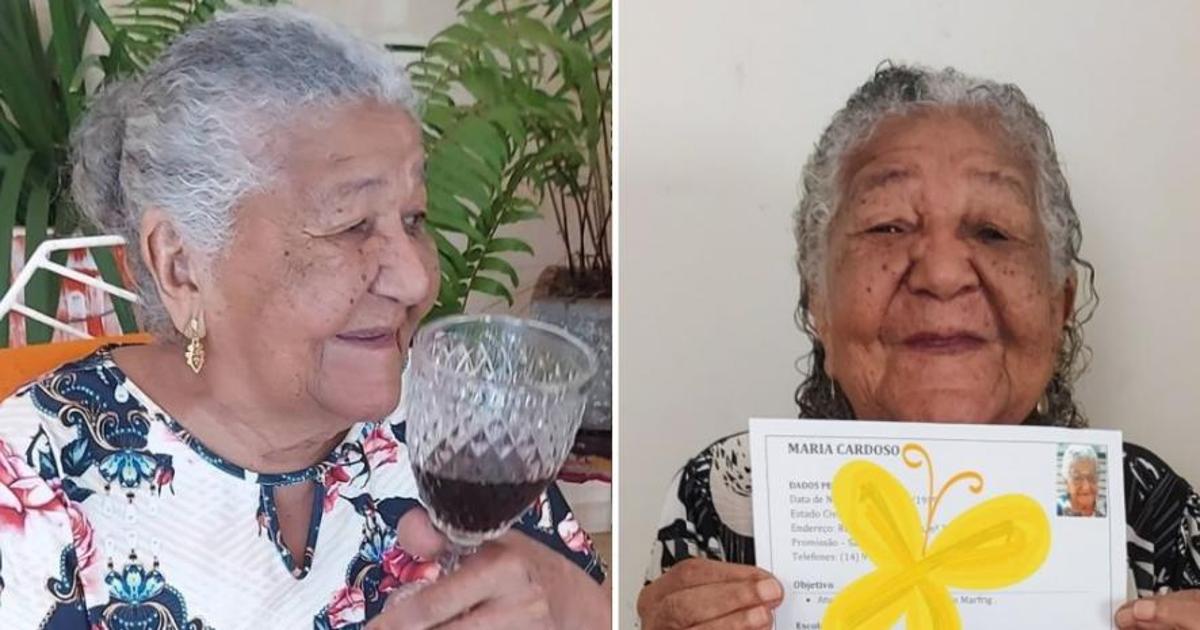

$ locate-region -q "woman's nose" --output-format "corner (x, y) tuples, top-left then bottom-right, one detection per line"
(373, 230), (433, 306)
(906, 231), (980, 300)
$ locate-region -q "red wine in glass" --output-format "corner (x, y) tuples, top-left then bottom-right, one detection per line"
(402, 315), (597, 575)
(415, 469), (553, 542)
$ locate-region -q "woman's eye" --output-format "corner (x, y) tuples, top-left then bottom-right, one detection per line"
(977, 225), (1009, 242)
(403, 211), (427, 233)
(344, 219), (370, 234)
(866, 223), (905, 235)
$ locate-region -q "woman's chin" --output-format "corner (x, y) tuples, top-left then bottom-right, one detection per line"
(313, 345), (405, 420)
(315, 376), (402, 423)
(329, 393), (401, 423)
(888, 414), (1002, 425)
(1071, 499), (1096, 515)
(871, 393), (1023, 425)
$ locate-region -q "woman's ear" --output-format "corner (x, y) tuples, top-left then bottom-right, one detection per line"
(140, 208), (201, 333)
(809, 299), (827, 341)
(807, 283), (835, 375)
(1060, 269), (1077, 328)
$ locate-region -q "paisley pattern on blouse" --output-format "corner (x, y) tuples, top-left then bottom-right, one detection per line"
(87, 554), (212, 630)
(30, 369), (174, 501)
(0, 347), (604, 629)
(312, 496), (440, 629)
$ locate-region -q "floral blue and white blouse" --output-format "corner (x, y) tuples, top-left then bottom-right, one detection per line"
(0, 348), (604, 629)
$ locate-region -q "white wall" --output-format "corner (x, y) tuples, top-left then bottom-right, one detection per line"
(618, 0), (1200, 626)
(290, 0), (455, 49)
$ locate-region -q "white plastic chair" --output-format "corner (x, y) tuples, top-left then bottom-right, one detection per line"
(0, 235), (139, 341)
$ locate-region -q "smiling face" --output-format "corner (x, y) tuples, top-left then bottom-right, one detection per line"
(200, 100), (437, 425)
(1066, 458), (1098, 515)
(810, 109), (1074, 424)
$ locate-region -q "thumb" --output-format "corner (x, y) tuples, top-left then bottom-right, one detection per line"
(1145, 591), (1200, 630)
(394, 505), (448, 560)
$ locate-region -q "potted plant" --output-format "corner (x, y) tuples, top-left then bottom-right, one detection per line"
(526, 1), (612, 439)
(411, 0), (612, 437)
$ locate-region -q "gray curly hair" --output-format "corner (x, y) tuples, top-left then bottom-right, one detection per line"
(70, 8), (418, 336)
(793, 63), (1097, 428)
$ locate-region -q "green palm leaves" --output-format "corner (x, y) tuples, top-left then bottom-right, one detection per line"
(414, 0), (611, 317)
(1, 1), (122, 346)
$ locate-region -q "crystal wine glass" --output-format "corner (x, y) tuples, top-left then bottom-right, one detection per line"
(402, 314), (597, 575)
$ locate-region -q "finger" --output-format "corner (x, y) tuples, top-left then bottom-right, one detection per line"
(662, 558), (773, 590)
(648, 578), (784, 628)
(1138, 594), (1200, 630)
(394, 506), (448, 560)
(1115, 618), (1175, 630)
(385, 545), (531, 628)
(689, 606), (774, 630)
(1115, 602), (1137, 629)
(640, 558), (772, 610)
(430, 596), (554, 630)
(1113, 597), (1190, 624)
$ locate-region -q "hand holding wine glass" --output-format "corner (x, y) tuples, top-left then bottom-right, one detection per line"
(371, 508), (589, 630)
(369, 315), (609, 628)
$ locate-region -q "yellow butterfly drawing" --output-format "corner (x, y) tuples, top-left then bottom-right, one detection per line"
(822, 443), (1051, 630)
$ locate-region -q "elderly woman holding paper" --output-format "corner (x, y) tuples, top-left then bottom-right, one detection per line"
(637, 65), (1200, 630)
(0, 9), (609, 629)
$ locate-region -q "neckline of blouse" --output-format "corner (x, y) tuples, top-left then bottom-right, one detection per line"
(94, 345), (368, 486)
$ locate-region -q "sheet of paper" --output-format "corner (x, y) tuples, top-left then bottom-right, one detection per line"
(750, 419), (1126, 629)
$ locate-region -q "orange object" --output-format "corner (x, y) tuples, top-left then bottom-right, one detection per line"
(0, 333), (153, 400)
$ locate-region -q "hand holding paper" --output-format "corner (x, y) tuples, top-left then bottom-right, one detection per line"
(1114, 591), (1200, 630)
(637, 558), (784, 630)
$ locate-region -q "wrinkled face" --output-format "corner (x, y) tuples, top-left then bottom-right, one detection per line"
(811, 110), (1074, 424)
(1066, 458), (1098, 515)
(201, 100), (437, 425)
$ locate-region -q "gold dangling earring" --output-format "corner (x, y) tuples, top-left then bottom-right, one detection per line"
(184, 314), (205, 374)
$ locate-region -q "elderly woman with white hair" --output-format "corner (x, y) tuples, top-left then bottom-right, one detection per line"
(1059, 444), (1103, 517)
(637, 65), (1200, 630)
(0, 9), (608, 629)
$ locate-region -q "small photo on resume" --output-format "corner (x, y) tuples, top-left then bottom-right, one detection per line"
(1056, 444), (1108, 518)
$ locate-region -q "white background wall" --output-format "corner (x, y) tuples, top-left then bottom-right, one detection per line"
(618, 1), (1200, 626)
(290, 0), (453, 50)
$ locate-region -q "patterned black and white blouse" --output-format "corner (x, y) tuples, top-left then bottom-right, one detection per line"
(648, 431), (1200, 596)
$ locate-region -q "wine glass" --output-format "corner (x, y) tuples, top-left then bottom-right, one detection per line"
(402, 314), (597, 574)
